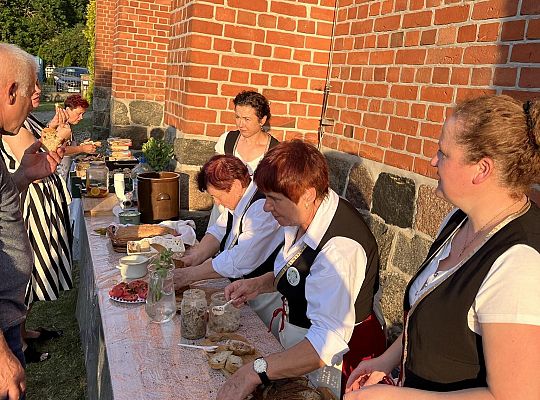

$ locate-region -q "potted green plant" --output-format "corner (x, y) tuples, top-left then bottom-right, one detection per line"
(142, 137), (174, 172)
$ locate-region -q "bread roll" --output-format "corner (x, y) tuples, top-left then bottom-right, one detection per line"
(224, 354), (243, 374)
(225, 339), (255, 356)
(208, 351), (233, 370)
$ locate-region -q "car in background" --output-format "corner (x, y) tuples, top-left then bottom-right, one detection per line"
(52, 67), (89, 92)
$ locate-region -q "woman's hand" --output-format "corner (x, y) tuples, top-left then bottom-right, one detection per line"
(216, 362), (260, 400)
(56, 124), (72, 142)
(345, 357), (393, 393)
(224, 277), (262, 307)
(79, 142), (97, 154)
(179, 250), (202, 268)
(48, 107), (69, 130)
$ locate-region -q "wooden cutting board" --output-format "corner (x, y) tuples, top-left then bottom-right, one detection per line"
(82, 193), (118, 215)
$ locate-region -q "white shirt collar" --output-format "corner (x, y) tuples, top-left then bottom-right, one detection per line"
(232, 180), (258, 217)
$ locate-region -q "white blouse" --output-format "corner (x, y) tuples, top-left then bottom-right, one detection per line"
(215, 131), (264, 175)
(206, 181), (284, 279)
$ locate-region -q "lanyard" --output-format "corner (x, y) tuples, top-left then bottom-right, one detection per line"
(273, 244), (307, 290)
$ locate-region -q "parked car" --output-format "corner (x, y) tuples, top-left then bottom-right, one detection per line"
(52, 66), (89, 92)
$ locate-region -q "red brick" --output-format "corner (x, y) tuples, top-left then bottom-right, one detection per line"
(298, 19), (316, 34)
(426, 0), (442, 7)
(421, 86), (454, 104)
(395, 0), (408, 11)
(339, 139), (359, 156)
(191, 20), (223, 36)
(519, 68), (540, 89)
(414, 67), (431, 83)
(420, 122), (443, 139)
(237, 10), (256, 26)
(363, 114), (389, 130)
(190, 3), (214, 18)
(222, 55), (260, 70)
(374, 67), (386, 81)
(400, 67), (415, 83)
(405, 30), (421, 46)
(274, 47), (292, 59)
(420, 29), (437, 45)
(267, 31), (305, 48)
(389, 116), (419, 136)
(390, 85), (418, 100)
(402, 11), (433, 28)
(228, 0), (267, 12)
(391, 134), (406, 150)
(183, 107), (217, 123)
(310, 6), (333, 21)
(387, 67), (401, 82)
(262, 60), (300, 75)
(414, 157), (437, 179)
(258, 14), (277, 28)
(374, 15), (401, 32)
(411, 103), (426, 119)
(406, 137), (422, 154)
(501, 20), (525, 41)
(527, 19), (540, 40)
(384, 150), (414, 171)
(223, 25), (264, 42)
(422, 139), (438, 158)
(493, 67), (517, 87)
(450, 67), (470, 85)
(272, 0), (306, 18)
(216, 7), (236, 23)
(377, 34), (390, 48)
(369, 50), (395, 65)
(231, 70), (249, 83)
(359, 144), (384, 163)
(472, 0), (519, 20)
(501, 89), (540, 102)
(434, 5), (470, 25)
(432, 67), (450, 84)
(305, 36), (332, 51)
(233, 41), (252, 54)
(427, 105), (445, 123)
(456, 87), (497, 102)
(437, 26), (457, 45)
(457, 24), (477, 43)
(471, 68), (493, 86)
(463, 45), (509, 64)
(510, 43), (540, 63)
(365, 129), (378, 143)
(377, 131), (392, 147)
(477, 22), (500, 42)
(395, 102), (410, 117)
(409, 0), (424, 11)
(290, 77), (307, 89)
(369, 1), (381, 16)
(427, 48), (463, 64)
(254, 44), (272, 57)
(522, 0), (540, 14)
(365, 84), (389, 98)
(395, 49), (427, 65)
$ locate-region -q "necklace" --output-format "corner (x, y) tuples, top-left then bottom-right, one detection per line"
(457, 198), (523, 258)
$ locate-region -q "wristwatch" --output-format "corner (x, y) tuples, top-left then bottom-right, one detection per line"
(253, 357), (271, 386)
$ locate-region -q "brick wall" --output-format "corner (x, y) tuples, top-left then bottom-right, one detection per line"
(165, 0), (336, 142)
(324, 0), (540, 180)
(94, 0), (115, 88)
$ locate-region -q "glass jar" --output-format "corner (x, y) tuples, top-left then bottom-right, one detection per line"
(85, 161), (109, 197)
(180, 289), (207, 339)
(145, 267), (176, 324)
(208, 292), (240, 333)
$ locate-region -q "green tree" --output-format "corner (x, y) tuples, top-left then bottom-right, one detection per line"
(83, 0), (96, 103)
(0, 0), (89, 65)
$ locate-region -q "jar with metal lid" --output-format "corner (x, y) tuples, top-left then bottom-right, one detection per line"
(180, 289), (207, 339)
(85, 161), (109, 198)
(208, 292), (240, 333)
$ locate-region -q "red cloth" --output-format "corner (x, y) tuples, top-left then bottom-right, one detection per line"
(340, 312), (387, 397)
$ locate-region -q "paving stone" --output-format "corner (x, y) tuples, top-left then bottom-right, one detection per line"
(414, 184), (453, 238)
(324, 151), (354, 196)
(129, 100), (163, 126)
(345, 162), (374, 211)
(174, 137), (216, 166)
(111, 99), (129, 125)
(391, 231), (432, 276)
(179, 169), (213, 211)
(380, 270), (409, 327)
(372, 173), (415, 228)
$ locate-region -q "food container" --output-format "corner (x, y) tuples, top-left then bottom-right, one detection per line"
(118, 210), (141, 225)
(137, 172), (180, 223)
(116, 254), (150, 279)
(209, 292), (240, 333)
(180, 289), (207, 339)
(85, 161), (109, 198)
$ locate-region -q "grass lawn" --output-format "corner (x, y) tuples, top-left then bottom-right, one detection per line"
(35, 102), (57, 112)
(25, 263), (87, 400)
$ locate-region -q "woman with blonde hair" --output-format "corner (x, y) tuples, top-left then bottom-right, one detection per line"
(346, 95), (540, 399)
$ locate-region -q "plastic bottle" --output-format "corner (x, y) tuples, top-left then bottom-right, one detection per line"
(130, 155), (151, 205)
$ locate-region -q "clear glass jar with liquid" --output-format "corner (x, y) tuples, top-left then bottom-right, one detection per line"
(85, 161), (109, 197)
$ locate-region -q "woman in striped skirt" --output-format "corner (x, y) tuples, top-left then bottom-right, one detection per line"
(1, 81), (73, 362)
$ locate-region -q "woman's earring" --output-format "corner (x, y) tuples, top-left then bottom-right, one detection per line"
(304, 203), (309, 209)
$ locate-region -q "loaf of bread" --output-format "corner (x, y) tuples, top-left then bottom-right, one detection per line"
(41, 127), (63, 152)
(224, 354), (243, 374)
(114, 225), (177, 241)
(208, 351), (233, 370)
(225, 339), (256, 356)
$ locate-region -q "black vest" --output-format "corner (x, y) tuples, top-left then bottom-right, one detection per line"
(403, 204), (540, 391)
(223, 130), (279, 155)
(219, 190), (280, 279)
(276, 198), (380, 329)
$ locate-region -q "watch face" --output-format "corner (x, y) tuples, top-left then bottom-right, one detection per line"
(253, 358), (267, 373)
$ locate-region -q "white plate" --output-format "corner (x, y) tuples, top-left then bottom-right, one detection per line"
(109, 295), (146, 304)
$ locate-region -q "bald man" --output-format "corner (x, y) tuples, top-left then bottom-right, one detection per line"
(0, 43), (64, 400)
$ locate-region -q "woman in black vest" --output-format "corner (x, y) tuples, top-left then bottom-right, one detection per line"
(218, 140), (386, 400)
(209, 91), (279, 225)
(174, 154), (283, 334)
(345, 95), (540, 399)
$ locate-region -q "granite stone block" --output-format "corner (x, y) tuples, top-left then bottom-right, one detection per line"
(129, 100), (164, 126)
(380, 270), (409, 326)
(345, 162), (374, 210)
(391, 231), (432, 276)
(414, 184), (454, 238)
(367, 217), (396, 271)
(372, 173), (415, 228)
(111, 100), (129, 125)
(324, 151), (354, 196)
(110, 125), (148, 149)
(174, 137), (216, 166)
(179, 170), (213, 211)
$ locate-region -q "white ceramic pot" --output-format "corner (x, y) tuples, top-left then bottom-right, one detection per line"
(117, 255), (150, 279)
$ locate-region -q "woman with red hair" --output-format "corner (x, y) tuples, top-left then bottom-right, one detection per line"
(219, 140), (386, 399)
(174, 154), (284, 334)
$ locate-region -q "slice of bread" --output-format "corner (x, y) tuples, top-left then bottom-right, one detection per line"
(41, 127), (63, 152)
(225, 339), (256, 356)
(224, 354), (243, 374)
(208, 350), (233, 370)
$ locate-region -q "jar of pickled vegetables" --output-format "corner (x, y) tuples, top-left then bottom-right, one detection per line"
(86, 161), (109, 198)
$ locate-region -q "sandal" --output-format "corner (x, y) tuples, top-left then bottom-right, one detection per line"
(26, 327), (63, 342)
(24, 344), (50, 363)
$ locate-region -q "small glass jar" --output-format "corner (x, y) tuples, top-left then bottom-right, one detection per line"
(86, 161), (109, 197)
(209, 292), (240, 333)
(180, 289), (207, 339)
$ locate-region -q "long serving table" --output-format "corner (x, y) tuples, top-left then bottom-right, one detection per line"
(74, 210), (284, 400)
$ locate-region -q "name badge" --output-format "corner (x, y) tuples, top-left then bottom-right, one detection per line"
(286, 267), (300, 286)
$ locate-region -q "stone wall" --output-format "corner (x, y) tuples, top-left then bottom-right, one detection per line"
(172, 133), (453, 339)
